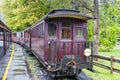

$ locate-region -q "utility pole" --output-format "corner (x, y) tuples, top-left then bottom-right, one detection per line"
(94, 0), (99, 56)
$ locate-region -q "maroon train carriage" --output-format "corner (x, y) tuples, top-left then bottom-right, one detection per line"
(13, 9), (94, 77)
(0, 20), (12, 58)
(12, 31), (23, 43)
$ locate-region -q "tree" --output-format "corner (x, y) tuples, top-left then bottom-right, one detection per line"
(0, 0), (50, 31)
(99, 0), (120, 51)
(87, 0), (120, 51)
(94, 0), (99, 54)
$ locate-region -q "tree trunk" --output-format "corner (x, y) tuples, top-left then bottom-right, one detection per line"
(94, 0), (99, 55)
(72, 0), (78, 10)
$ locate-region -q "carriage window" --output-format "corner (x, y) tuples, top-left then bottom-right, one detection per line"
(76, 29), (83, 38)
(62, 22), (71, 39)
(62, 29), (70, 38)
(0, 32), (3, 36)
(48, 23), (56, 37)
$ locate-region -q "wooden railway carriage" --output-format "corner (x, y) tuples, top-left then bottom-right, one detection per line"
(0, 20), (11, 58)
(16, 9), (94, 76)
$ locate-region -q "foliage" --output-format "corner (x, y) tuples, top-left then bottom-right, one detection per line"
(88, 0), (120, 51)
(0, 0), (51, 31)
(0, 0), (120, 51)
(99, 2), (120, 51)
(87, 20), (94, 40)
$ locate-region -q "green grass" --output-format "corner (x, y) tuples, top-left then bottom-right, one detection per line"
(99, 47), (120, 70)
(83, 66), (120, 80)
(99, 47), (120, 57)
(83, 47), (120, 80)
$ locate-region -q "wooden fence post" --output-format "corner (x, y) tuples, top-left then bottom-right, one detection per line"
(110, 56), (114, 74)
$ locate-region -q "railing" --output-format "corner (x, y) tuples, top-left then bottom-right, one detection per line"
(93, 55), (120, 74)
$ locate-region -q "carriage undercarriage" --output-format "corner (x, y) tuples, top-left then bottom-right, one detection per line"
(45, 41), (93, 77)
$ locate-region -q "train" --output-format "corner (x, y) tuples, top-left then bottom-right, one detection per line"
(0, 20), (12, 58)
(12, 9), (94, 77)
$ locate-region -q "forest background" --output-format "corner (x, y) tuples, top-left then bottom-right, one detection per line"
(0, 0), (120, 51)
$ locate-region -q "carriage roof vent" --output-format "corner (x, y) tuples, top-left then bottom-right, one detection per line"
(49, 9), (80, 14)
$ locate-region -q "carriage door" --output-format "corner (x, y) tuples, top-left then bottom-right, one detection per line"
(59, 21), (73, 58)
(73, 27), (86, 60)
(46, 22), (58, 62)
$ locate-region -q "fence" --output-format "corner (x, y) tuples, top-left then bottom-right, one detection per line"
(93, 55), (120, 74)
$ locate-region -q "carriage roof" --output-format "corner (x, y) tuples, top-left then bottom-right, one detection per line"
(0, 20), (11, 31)
(30, 9), (94, 29)
(46, 9), (94, 20)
